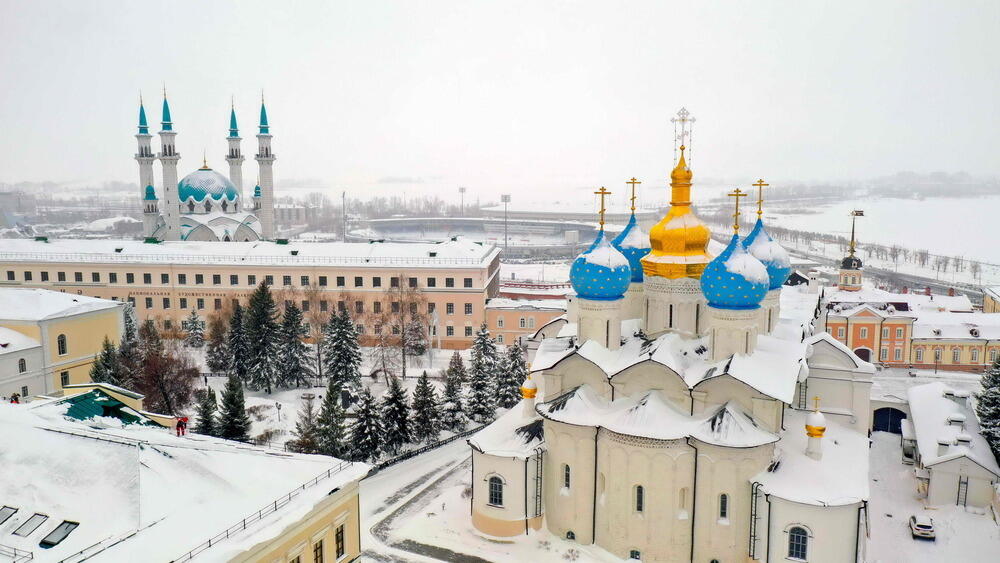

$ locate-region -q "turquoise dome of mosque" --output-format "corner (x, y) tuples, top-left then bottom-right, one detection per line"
(570, 230), (632, 301)
(611, 214), (650, 283)
(178, 167), (240, 203)
(700, 234), (769, 310)
(742, 218), (792, 291)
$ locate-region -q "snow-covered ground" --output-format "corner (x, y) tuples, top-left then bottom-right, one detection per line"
(867, 431), (1000, 562)
(500, 262), (571, 283)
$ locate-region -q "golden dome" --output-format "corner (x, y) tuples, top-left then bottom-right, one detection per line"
(641, 146), (713, 279)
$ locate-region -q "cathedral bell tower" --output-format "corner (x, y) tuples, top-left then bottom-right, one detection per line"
(255, 97), (276, 239)
(839, 210), (864, 291)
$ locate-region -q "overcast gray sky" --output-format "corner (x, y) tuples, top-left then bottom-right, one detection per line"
(1, 0), (998, 203)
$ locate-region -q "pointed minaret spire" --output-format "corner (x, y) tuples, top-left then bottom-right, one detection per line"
(255, 93), (276, 238)
(229, 98), (239, 138)
(138, 94), (149, 135)
(259, 93), (270, 135)
(161, 87), (173, 132)
(156, 85), (181, 240)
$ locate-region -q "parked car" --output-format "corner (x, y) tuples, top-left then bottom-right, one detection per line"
(909, 514), (935, 540)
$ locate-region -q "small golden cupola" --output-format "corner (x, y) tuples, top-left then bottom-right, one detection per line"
(805, 397), (827, 460)
(640, 144), (713, 279)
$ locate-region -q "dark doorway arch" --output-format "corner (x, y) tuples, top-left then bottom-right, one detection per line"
(873, 407), (906, 433)
(853, 348), (871, 362)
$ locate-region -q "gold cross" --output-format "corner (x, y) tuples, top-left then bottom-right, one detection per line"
(626, 178), (641, 213)
(813, 396), (821, 410)
(594, 187), (611, 230)
(752, 178), (769, 218)
(727, 188), (747, 234)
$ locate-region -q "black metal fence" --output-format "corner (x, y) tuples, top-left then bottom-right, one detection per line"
(367, 422), (487, 476)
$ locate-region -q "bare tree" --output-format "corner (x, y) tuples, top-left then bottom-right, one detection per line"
(372, 273), (429, 379)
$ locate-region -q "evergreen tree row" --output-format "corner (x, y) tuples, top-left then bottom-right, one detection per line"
(976, 358), (1000, 458)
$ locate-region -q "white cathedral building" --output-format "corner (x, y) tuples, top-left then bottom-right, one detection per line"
(468, 117), (874, 562)
(134, 95), (276, 242)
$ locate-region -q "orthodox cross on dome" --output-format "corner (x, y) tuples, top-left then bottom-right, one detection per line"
(671, 107), (696, 165)
(813, 396), (821, 410)
(626, 177), (641, 214)
(848, 209), (865, 257)
(752, 178), (769, 218)
(727, 188), (747, 234)
(594, 186), (611, 230)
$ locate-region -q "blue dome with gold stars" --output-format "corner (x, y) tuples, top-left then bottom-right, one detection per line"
(570, 230), (632, 301)
(742, 218), (791, 290)
(700, 234), (769, 309)
(611, 215), (650, 283)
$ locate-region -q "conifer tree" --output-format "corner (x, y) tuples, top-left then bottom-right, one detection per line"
(289, 397), (320, 453)
(245, 283), (280, 393)
(411, 371), (441, 444)
(322, 310), (363, 393)
(440, 365), (468, 432)
(496, 345), (528, 409)
(227, 303), (251, 382)
(977, 358), (1000, 457)
(183, 310), (205, 348)
(381, 376), (412, 455)
(193, 387), (218, 436)
(446, 350), (467, 384)
(316, 377), (348, 457)
(90, 336), (124, 387)
(217, 374), (252, 441)
(466, 323), (498, 423)
(349, 388), (384, 462)
(277, 303), (312, 388)
(118, 307), (141, 388)
(205, 314), (229, 374)
(139, 319), (164, 361)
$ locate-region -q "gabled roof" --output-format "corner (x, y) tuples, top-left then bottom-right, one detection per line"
(0, 327), (41, 355)
(0, 288), (123, 322)
(906, 382), (1000, 477)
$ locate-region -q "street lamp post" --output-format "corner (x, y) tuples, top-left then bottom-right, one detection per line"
(501, 194), (511, 253)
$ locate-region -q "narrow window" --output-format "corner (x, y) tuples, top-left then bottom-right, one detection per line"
(916, 349), (924, 362)
(57, 334), (67, 355)
(497, 317), (504, 328)
(629, 550), (641, 560)
(719, 493), (729, 519)
(313, 539), (324, 563)
(635, 485), (644, 513)
(488, 476), (504, 506)
(952, 348), (960, 363)
(18, 358), (26, 373)
(563, 464), (571, 489)
(335, 524), (345, 558)
(788, 526), (808, 560)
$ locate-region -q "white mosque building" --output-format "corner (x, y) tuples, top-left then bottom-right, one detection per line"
(468, 111), (874, 563)
(134, 95), (276, 242)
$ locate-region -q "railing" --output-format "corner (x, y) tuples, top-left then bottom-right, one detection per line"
(169, 460), (354, 562)
(368, 422), (487, 474)
(0, 544), (32, 562)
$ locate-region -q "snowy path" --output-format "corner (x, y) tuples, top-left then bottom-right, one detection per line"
(867, 431), (1000, 562)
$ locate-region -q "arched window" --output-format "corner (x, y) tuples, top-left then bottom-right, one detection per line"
(972, 349), (980, 363)
(519, 317), (526, 329)
(204, 200), (212, 213)
(788, 526), (809, 560)
(18, 358), (27, 373)
(566, 531), (575, 541)
(563, 464), (571, 489)
(991, 349), (998, 363)
(635, 485), (644, 513)
(719, 493), (729, 519)
(628, 549), (641, 560)
(952, 348), (961, 363)
(915, 348), (924, 362)
(497, 316), (504, 328)
(187, 201), (195, 213)
(488, 476), (503, 506)
(221, 200), (228, 212)
(57, 334), (67, 356)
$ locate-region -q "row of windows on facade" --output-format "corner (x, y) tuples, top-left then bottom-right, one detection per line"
(485, 466), (810, 562)
(496, 316), (536, 329)
(287, 523), (346, 563)
(835, 327), (999, 364)
(6, 270), (475, 289)
(126, 295), (477, 317)
(836, 326), (906, 340)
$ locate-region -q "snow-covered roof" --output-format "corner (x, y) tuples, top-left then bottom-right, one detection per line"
(754, 409), (870, 506)
(911, 311), (1000, 341)
(906, 382), (1000, 476)
(468, 400), (543, 458)
(0, 288), (123, 322)
(0, 402), (369, 562)
(0, 326), (41, 355)
(485, 298), (567, 312)
(0, 237), (500, 269)
(804, 332), (877, 374)
(532, 330), (808, 404)
(536, 384), (778, 448)
(825, 286), (973, 313)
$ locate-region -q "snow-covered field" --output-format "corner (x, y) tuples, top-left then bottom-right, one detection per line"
(867, 431), (1000, 562)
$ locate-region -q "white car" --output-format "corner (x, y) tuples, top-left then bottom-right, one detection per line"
(909, 514), (935, 540)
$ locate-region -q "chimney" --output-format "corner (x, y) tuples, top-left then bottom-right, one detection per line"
(936, 438), (952, 457)
(948, 287), (955, 297)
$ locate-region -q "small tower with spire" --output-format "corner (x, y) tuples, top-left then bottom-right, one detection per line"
(839, 210), (865, 291)
(142, 185), (160, 239)
(134, 97), (157, 237)
(157, 90), (181, 240)
(254, 95), (276, 239)
(225, 100), (245, 206)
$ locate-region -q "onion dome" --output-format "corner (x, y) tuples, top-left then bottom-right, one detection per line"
(641, 146), (712, 279)
(612, 214), (650, 283)
(700, 234), (769, 309)
(841, 255), (863, 270)
(806, 408), (826, 438)
(570, 230), (632, 301)
(178, 166), (240, 203)
(143, 185), (157, 201)
(742, 218), (791, 290)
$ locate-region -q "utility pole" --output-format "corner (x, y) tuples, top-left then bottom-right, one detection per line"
(501, 194), (511, 253)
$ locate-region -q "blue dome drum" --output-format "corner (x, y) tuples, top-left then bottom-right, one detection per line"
(178, 167), (240, 203)
(700, 234), (769, 310)
(570, 230), (632, 301)
(742, 218), (792, 290)
(612, 214), (650, 283)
